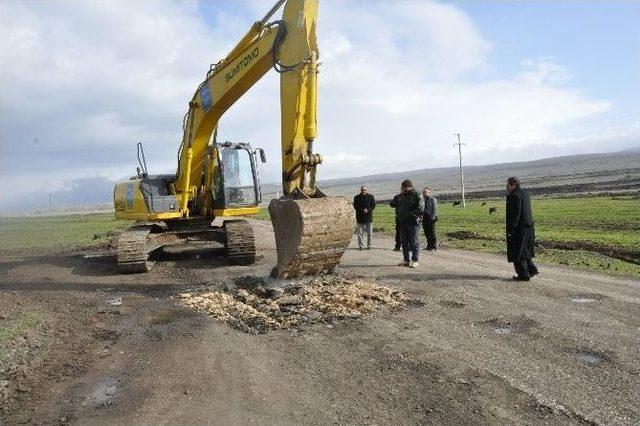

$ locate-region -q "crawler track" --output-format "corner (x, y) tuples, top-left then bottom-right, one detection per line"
(117, 226), (152, 273)
(224, 220), (256, 265)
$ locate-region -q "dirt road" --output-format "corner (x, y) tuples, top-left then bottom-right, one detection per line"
(1, 219), (639, 425)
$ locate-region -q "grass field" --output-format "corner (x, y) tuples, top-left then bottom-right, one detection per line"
(0, 214), (132, 257)
(1, 195), (638, 277)
(258, 195), (640, 277)
(372, 195), (640, 277)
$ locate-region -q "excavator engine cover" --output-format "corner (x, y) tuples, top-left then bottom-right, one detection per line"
(269, 196), (355, 278)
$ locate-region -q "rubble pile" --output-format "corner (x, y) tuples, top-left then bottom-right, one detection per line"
(178, 276), (406, 333)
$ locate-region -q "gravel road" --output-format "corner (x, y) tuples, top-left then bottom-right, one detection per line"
(1, 219), (638, 425)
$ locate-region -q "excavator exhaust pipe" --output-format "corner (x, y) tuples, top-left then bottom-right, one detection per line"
(269, 196), (355, 278)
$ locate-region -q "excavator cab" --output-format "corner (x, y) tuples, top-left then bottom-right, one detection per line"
(214, 143), (262, 209)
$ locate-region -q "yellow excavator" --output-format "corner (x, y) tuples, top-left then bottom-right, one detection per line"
(113, 0), (355, 278)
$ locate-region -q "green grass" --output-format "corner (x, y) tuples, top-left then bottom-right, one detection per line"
(0, 213), (132, 255)
(372, 196), (639, 249)
(371, 195), (640, 277)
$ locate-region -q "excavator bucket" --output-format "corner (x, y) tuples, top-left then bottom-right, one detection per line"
(269, 196), (355, 278)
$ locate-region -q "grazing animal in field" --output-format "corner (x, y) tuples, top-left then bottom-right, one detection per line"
(452, 201), (461, 207)
(481, 201), (487, 206)
(489, 207), (497, 215)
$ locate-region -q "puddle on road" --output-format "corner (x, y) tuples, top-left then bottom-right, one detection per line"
(570, 297), (596, 303)
(405, 299), (426, 309)
(480, 315), (539, 336)
(576, 352), (603, 364)
(439, 300), (465, 309)
(571, 349), (609, 365)
(569, 293), (605, 304)
(83, 378), (117, 408)
(105, 296), (122, 306)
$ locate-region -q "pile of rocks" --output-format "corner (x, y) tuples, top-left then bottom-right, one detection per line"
(178, 276), (406, 334)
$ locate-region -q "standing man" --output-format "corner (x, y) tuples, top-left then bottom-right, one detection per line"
(389, 190), (402, 251)
(506, 177), (539, 281)
(396, 180), (421, 268)
(353, 185), (376, 250)
(420, 186), (438, 251)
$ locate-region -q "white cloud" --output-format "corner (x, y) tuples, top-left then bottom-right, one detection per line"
(0, 0), (633, 209)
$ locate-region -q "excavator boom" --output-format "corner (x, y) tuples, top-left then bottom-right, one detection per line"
(175, 0), (354, 278)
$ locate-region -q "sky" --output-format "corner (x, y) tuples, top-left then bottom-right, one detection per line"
(1, 0), (639, 213)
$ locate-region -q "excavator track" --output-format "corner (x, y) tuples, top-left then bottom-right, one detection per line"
(269, 196), (355, 278)
(117, 226), (153, 273)
(224, 220), (256, 265)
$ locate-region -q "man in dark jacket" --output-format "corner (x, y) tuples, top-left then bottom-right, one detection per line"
(506, 177), (539, 281)
(396, 179), (421, 267)
(353, 186), (376, 250)
(420, 186), (438, 251)
(389, 190), (402, 251)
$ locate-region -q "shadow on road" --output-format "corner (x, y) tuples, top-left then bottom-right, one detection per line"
(1, 247), (236, 279)
(378, 273), (500, 282)
(0, 280), (188, 296)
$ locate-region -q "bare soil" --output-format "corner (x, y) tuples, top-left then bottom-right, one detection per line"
(1, 220), (639, 425)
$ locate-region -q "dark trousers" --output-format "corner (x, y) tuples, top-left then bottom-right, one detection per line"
(422, 218), (437, 249)
(401, 223), (420, 262)
(394, 217), (401, 249)
(514, 258), (538, 279)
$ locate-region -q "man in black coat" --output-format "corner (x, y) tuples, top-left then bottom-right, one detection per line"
(506, 177), (539, 281)
(353, 186), (376, 250)
(389, 190), (402, 251)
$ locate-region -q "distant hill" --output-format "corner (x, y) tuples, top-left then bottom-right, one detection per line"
(262, 151), (640, 201)
(4, 151), (638, 216)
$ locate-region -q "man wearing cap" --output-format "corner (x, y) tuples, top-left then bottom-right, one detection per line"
(396, 180), (421, 267)
(353, 185), (376, 250)
(506, 176), (539, 281)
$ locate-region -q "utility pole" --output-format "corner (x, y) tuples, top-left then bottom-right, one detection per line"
(453, 133), (466, 208)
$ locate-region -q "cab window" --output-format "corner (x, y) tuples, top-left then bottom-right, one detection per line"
(220, 147), (256, 206)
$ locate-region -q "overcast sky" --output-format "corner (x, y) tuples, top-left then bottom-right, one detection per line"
(1, 0), (639, 211)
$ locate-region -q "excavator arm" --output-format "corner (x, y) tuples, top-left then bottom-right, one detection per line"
(175, 0), (320, 200)
(175, 0), (355, 278)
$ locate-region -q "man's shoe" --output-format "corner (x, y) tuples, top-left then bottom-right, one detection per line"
(393, 247), (401, 252)
(423, 247), (429, 251)
(529, 269), (539, 277)
(398, 261), (409, 267)
(409, 262), (418, 268)
(358, 247), (363, 251)
(512, 275), (530, 282)
(427, 247), (436, 251)
(366, 246), (371, 250)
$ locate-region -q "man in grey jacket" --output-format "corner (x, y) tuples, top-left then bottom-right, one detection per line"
(420, 187), (438, 251)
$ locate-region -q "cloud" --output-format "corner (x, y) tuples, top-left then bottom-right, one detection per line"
(0, 0), (633, 212)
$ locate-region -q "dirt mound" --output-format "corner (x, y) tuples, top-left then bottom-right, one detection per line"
(178, 276), (406, 334)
